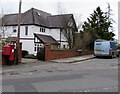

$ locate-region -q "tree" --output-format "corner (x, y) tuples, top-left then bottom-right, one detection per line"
(0, 16), (10, 38)
(61, 21), (77, 49)
(105, 2), (115, 32)
(82, 6), (115, 41)
(73, 30), (93, 50)
(73, 13), (83, 31)
(57, 2), (67, 15)
(57, 2), (78, 49)
(0, 5), (10, 38)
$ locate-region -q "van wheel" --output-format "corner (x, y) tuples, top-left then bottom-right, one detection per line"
(117, 54), (119, 57)
(110, 56), (113, 59)
(110, 53), (114, 59)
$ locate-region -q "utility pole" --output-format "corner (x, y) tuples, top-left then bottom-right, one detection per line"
(16, 0), (22, 64)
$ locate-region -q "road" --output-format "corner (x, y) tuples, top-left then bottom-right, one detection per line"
(2, 57), (119, 92)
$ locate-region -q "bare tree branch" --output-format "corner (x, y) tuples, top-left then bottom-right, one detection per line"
(0, 4), (10, 38)
(56, 2), (78, 49)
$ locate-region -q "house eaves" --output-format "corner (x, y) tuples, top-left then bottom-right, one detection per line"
(1, 8), (77, 31)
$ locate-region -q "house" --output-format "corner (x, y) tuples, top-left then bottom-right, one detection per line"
(1, 8), (77, 55)
(119, 1), (120, 44)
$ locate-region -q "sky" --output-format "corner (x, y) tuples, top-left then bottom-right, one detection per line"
(0, 0), (119, 40)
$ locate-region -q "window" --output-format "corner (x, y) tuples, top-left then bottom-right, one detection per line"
(13, 26), (17, 33)
(37, 12), (41, 16)
(34, 44), (37, 51)
(44, 29), (45, 32)
(25, 26), (28, 35)
(13, 29), (17, 33)
(67, 45), (69, 48)
(40, 27), (45, 33)
(40, 28), (42, 32)
(96, 43), (101, 45)
(34, 44), (40, 51)
(42, 28), (44, 32)
(63, 45), (66, 48)
(37, 44), (40, 51)
(67, 22), (73, 27)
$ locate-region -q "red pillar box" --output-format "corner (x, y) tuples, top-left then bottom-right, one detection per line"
(8, 52), (14, 65)
(2, 44), (15, 65)
(2, 46), (11, 65)
(9, 44), (15, 49)
(2, 46), (11, 55)
(8, 44), (15, 65)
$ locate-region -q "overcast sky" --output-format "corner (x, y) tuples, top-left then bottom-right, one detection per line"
(0, 0), (119, 39)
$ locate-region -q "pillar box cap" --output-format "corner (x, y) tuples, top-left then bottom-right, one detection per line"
(9, 44), (15, 49)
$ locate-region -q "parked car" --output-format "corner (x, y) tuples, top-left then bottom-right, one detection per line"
(94, 41), (119, 58)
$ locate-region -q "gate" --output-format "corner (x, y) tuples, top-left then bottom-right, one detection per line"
(37, 48), (45, 61)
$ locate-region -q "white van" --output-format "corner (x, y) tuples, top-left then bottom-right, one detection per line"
(94, 41), (119, 58)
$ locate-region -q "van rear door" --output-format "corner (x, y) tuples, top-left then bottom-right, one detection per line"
(101, 41), (110, 56)
(94, 42), (102, 55)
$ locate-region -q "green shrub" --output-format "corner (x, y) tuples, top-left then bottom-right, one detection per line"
(22, 50), (29, 58)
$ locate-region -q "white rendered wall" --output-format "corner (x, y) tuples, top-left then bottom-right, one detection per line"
(20, 40), (34, 54)
(49, 29), (68, 48)
(49, 29), (60, 41)
(4, 25), (68, 54)
(3, 26), (17, 38)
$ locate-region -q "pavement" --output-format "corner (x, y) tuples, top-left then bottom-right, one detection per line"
(2, 55), (95, 74)
(3, 54), (94, 67)
(50, 55), (95, 63)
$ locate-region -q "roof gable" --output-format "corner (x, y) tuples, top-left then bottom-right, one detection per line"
(32, 8), (51, 27)
(48, 14), (72, 28)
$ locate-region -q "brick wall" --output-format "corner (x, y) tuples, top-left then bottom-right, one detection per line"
(45, 45), (93, 61)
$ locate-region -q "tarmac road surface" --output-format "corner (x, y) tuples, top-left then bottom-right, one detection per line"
(2, 57), (119, 92)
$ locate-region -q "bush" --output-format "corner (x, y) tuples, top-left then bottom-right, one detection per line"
(37, 48), (45, 60)
(25, 54), (37, 59)
(22, 50), (29, 58)
(118, 44), (120, 49)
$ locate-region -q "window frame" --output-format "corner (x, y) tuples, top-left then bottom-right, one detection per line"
(25, 26), (28, 35)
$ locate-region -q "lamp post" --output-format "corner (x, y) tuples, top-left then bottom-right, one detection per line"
(16, 0), (22, 64)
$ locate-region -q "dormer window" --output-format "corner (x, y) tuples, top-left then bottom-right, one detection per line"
(37, 12), (41, 16)
(67, 22), (73, 27)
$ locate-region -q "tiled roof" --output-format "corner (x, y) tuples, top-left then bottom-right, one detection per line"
(34, 33), (58, 44)
(6, 37), (17, 42)
(2, 8), (73, 28)
(48, 14), (72, 28)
